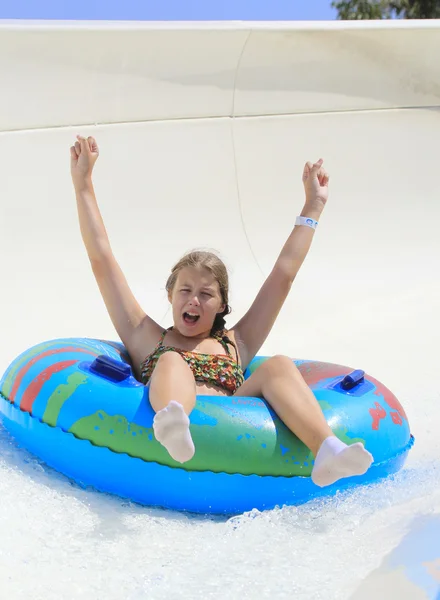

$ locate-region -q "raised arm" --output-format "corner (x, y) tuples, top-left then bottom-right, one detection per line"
(231, 159), (329, 368)
(70, 136), (163, 369)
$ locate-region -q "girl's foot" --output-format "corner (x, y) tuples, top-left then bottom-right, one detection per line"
(311, 436), (374, 487)
(153, 400), (195, 463)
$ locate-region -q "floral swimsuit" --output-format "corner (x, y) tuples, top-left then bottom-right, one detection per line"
(140, 327), (245, 395)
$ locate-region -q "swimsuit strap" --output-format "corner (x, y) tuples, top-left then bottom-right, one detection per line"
(213, 329), (240, 365)
(158, 328), (170, 344)
(143, 328), (169, 358)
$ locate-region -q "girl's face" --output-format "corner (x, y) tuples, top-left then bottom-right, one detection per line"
(169, 266), (225, 337)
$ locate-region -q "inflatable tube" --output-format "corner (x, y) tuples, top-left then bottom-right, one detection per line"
(0, 338), (414, 515)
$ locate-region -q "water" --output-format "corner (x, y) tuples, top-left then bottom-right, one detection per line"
(0, 391), (439, 599)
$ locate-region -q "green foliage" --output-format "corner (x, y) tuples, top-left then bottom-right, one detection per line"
(332, 0), (394, 19)
(332, 0), (440, 19)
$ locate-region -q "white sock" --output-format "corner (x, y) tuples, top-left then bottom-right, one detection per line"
(153, 401), (195, 464)
(311, 435), (374, 488)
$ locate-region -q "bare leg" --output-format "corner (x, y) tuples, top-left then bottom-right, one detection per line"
(148, 351), (196, 463)
(235, 355), (373, 487)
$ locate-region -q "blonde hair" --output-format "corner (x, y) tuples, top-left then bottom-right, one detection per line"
(166, 250), (231, 334)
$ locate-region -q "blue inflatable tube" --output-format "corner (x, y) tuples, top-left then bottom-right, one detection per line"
(0, 337), (414, 515)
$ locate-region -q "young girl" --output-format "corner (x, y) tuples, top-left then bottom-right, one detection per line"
(70, 135), (373, 488)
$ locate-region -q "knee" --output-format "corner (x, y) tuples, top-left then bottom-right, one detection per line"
(263, 355), (299, 378)
(156, 350), (185, 368)
(152, 351), (195, 386)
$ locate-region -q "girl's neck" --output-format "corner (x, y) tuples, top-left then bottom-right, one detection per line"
(170, 325), (215, 342)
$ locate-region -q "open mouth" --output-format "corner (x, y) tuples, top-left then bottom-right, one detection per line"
(183, 312), (200, 325)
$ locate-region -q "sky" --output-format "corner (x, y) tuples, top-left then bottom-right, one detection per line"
(0, 0), (337, 21)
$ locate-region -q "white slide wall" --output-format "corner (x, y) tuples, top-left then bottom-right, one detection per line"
(0, 20), (439, 600)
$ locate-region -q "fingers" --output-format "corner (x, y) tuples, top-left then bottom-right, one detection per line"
(320, 171), (330, 186)
(88, 136), (99, 154)
(74, 135), (99, 156)
(309, 158), (324, 176)
(69, 146), (78, 161)
(302, 161), (312, 181)
(303, 159), (329, 186)
(303, 159), (323, 177)
(76, 134), (91, 156)
(317, 167), (329, 186)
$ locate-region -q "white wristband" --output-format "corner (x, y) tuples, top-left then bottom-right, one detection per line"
(295, 216), (318, 230)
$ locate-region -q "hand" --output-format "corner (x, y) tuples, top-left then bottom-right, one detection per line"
(302, 158), (330, 213)
(70, 135), (99, 185)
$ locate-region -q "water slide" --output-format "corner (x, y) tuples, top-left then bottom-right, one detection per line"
(0, 19), (439, 600)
